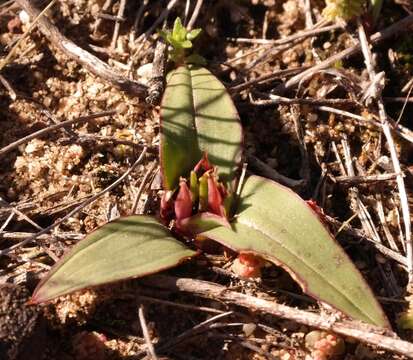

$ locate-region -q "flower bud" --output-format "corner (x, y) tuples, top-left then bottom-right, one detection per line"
(194, 152), (212, 173)
(174, 180), (193, 220)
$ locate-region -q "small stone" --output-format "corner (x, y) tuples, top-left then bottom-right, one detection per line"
(116, 102), (128, 115)
(323, 42), (332, 50)
(307, 113), (318, 122)
(43, 96), (52, 108)
(137, 63), (153, 85)
(25, 139), (45, 155)
(18, 10), (30, 25)
(242, 323), (256, 337)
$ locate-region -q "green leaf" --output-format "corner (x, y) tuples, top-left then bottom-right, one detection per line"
(168, 36), (183, 50)
(201, 175), (390, 328)
(181, 40), (193, 49)
(32, 216), (196, 303)
(161, 65), (242, 190)
(172, 17), (187, 43)
(187, 28), (202, 41)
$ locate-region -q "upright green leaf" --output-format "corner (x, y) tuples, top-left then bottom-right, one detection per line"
(172, 17), (187, 43)
(201, 176), (390, 327)
(32, 216), (196, 303)
(160, 65), (242, 190)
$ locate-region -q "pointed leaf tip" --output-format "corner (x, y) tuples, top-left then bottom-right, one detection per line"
(32, 216), (196, 303)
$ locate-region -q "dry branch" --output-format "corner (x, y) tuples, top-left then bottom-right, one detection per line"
(0, 110), (116, 158)
(16, 0), (148, 99)
(357, 21), (412, 282)
(143, 275), (413, 359)
(276, 14), (413, 93)
(227, 23), (340, 46)
(138, 305), (159, 360)
(334, 173), (399, 185)
(187, 0), (204, 31)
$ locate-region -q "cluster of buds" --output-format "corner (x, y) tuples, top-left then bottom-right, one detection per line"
(160, 153), (229, 232)
(161, 153), (266, 279)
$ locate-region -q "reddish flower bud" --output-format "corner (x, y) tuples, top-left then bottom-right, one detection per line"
(194, 152), (212, 173)
(160, 191), (173, 220)
(174, 180), (193, 220)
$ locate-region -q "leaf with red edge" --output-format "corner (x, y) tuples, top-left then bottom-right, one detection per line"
(200, 175), (390, 328)
(32, 216), (196, 303)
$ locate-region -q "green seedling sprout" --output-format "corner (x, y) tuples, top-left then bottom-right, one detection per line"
(159, 17), (205, 65)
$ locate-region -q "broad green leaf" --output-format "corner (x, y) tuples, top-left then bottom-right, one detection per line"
(32, 216), (196, 303)
(161, 65), (242, 190)
(201, 175), (390, 327)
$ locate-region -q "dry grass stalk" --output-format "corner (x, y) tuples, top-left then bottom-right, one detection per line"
(16, 0), (148, 98)
(143, 275), (413, 358)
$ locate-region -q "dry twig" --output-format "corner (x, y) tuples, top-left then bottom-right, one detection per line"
(226, 23), (340, 46)
(186, 0), (204, 31)
(143, 275), (413, 358)
(110, 0), (127, 50)
(16, 0), (148, 98)
(276, 14), (413, 93)
(92, 0), (113, 35)
(357, 21), (412, 282)
(0, 110), (115, 158)
(131, 162), (157, 214)
(138, 305), (159, 360)
(0, 0), (57, 71)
